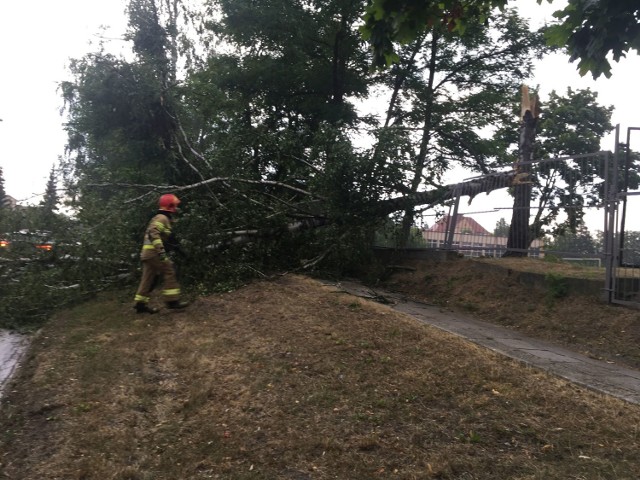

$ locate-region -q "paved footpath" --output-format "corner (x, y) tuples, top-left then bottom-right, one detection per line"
(0, 330), (29, 398)
(335, 279), (640, 406)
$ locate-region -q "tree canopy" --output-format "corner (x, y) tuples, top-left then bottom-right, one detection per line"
(544, 0), (640, 78)
(361, 0), (640, 79)
(0, 0), (623, 328)
(22, 0), (615, 332)
(58, 0), (616, 265)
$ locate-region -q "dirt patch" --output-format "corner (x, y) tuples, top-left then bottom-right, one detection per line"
(2, 273), (640, 479)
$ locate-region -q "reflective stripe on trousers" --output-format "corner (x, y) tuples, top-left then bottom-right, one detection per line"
(134, 256), (181, 303)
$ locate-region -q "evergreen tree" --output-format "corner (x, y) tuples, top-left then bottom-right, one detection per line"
(0, 166), (6, 227)
(40, 166), (59, 228)
(494, 218), (510, 237)
(0, 166), (5, 203)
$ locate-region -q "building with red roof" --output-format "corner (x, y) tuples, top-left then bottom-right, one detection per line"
(422, 214), (543, 258)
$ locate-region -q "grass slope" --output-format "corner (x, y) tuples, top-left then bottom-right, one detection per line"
(378, 256), (640, 369)
(2, 274), (640, 479)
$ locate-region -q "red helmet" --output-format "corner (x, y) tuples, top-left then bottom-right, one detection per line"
(158, 193), (180, 213)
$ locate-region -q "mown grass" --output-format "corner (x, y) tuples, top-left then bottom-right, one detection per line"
(2, 274), (640, 479)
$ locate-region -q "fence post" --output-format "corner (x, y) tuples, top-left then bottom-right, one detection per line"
(444, 185), (461, 250)
(604, 126), (620, 303)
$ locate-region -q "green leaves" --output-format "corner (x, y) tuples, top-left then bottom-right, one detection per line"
(544, 0), (639, 79)
(365, 0), (640, 79)
(537, 87), (613, 158)
(361, 0), (508, 68)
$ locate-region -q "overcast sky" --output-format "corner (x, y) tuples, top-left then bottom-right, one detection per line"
(0, 0), (129, 204)
(1, 0), (639, 208)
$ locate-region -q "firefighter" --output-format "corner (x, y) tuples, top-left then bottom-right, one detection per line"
(133, 193), (189, 314)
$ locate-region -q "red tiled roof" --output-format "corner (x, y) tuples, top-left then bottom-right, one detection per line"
(426, 214), (490, 235)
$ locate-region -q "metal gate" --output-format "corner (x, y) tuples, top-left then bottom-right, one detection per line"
(605, 125), (640, 307)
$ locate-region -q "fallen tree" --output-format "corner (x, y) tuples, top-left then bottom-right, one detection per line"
(89, 167), (523, 249)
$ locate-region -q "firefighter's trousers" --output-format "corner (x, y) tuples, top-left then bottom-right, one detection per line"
(134, 256), (181, 304)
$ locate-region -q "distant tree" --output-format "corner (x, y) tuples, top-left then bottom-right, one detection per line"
(0, 166), (5, 217)
(619, 231), (640, 267)
(546, 223), (597, 255)
(493, 218), (509, 237)
(0, 166), (6, 227)
(41, 166), (59, 214)
(598, 229), (640, 268)
(0, 166), (5, 203)
(40, 166), (59, 231)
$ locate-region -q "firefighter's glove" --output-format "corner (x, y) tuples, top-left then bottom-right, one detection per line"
(160, 253), (170, 262)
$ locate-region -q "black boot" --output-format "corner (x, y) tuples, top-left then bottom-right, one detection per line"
(167, 300), (189, 310)
(134, 302), (159, 314)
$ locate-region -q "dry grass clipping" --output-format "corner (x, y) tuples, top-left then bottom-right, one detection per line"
(2, 274), (640, 479)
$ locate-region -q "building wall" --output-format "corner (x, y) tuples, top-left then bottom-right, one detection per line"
(422, 230), (544, 258)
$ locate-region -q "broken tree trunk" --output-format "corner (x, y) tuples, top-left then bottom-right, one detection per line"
(200, 169), (524, 251)
(503, 85), (540, 257)
(374, 170), (520, 217)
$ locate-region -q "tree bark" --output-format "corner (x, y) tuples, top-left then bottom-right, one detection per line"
(213, 170), (521, 249)
(504, 85), (539, 257)
(375, 170), (518, 217)
(399, 32), (439, 247)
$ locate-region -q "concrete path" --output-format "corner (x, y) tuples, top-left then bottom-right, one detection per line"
(335, 280), (640, 405)
(0, 330), (29, 398)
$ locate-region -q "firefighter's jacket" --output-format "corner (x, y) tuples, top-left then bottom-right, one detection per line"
(140, 212), (174, 261)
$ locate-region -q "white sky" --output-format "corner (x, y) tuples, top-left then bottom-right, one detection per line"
(0, 1), (129, 204)
(0, 0), (638, 211)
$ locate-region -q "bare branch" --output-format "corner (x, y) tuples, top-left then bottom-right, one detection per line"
(204, 216), (330, 251)
(221, 180), (277, 213)
(302, 244), (336, 270)
(88, 177), (325, 200)
(290, 154), (321, 174)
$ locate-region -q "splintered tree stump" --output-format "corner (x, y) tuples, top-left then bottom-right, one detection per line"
(503, 85), (540, 258)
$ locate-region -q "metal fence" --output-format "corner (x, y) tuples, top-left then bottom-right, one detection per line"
(376, 125), (640, 307)
(425, 151), (612, 262)
(606, 126), (640, 307)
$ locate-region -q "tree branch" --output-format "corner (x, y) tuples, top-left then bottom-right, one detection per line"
(88, 177), (326, 201)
